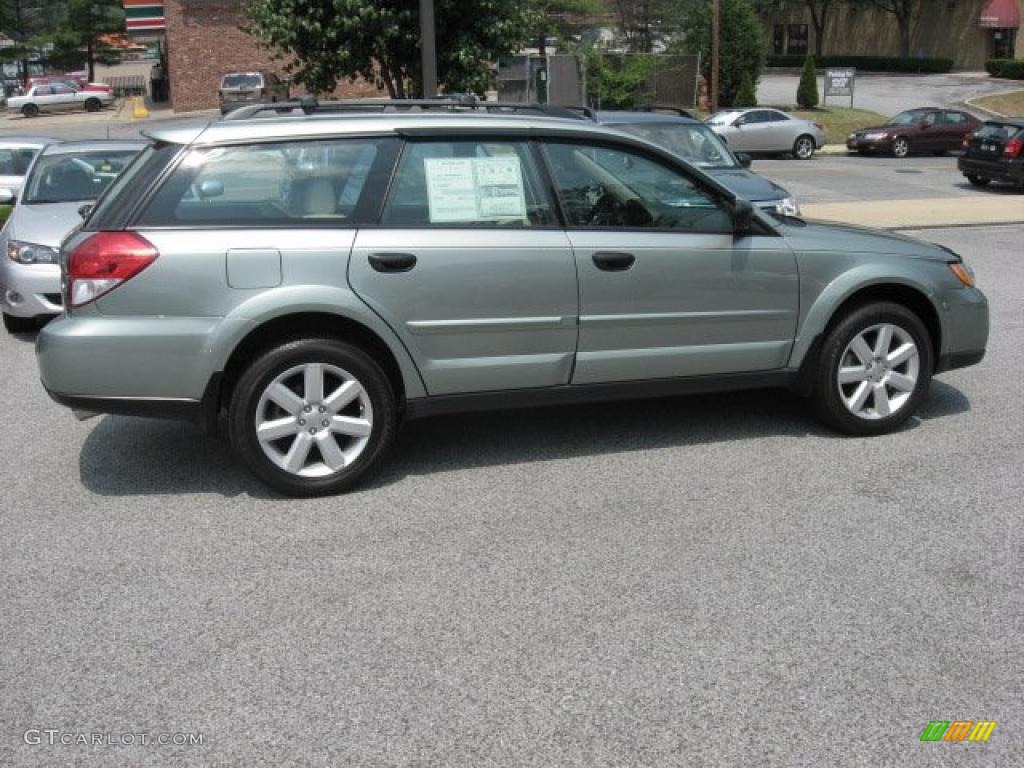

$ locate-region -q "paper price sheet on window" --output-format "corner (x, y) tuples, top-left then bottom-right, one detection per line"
(424, 156), (528, 224)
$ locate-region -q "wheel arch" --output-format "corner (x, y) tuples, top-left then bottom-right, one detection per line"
(792, 280), (942, 396)
(213, 311), (423, 427)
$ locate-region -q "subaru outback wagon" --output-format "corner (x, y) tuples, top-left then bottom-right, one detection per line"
(36, 102), (989, 496)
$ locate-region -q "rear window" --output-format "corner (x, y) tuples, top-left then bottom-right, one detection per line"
(134, 138), (398, 227)
(976, 123), (1022, 141)
(221, 74), (263, 89)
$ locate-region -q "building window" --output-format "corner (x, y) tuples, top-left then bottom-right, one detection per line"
(992, 29), (1016, 60)
(787, 24), (809, 56)
(773, 24), (786, 55)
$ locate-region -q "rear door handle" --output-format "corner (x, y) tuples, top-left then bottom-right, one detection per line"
(592, 251), (636, 272)
(369, 252), (417, 273)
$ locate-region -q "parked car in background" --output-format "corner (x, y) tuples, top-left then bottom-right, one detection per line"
(846, 108), (982, 158)
(219, 70), (289, 115)
(0, 135), (52, 195)
(35, 104), (988, 495)
(958, 118), (1024, 190)
(6, 83), (115, 117)
(706, 108), (826, 159)
(29, 76), (112, 94)
(0, 140), (144, 332)
(586, 109), (802, 216)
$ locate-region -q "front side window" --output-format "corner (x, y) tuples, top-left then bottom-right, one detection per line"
(888, 111), (927, 126)
(543, 141), (732, 233)
(382, 140), (555, 227)
(22, 150), (141, 204)
(135, 138), (394, 227)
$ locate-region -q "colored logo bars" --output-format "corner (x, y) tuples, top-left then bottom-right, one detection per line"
(920, 720), (997, 742)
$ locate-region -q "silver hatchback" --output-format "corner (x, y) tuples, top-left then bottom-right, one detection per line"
(36, 101), (988, 496)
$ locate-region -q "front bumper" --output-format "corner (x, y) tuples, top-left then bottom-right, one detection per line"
(958, 156), (1024, 185)
(937, 285), (989, 373)
(847, 137), (892, 152)
(0, 259), (61, 318)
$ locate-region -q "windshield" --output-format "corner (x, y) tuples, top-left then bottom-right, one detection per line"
(22, 150), (141, 204)
(613, 122), (738, 169)
(887, 111), (928, 126)
(221, 74), (262, 89)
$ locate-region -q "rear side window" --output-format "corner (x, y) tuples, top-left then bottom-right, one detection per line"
(134, 138), (398, 228)
(85, 143), (179, 231)
(381, 139), (555, 227)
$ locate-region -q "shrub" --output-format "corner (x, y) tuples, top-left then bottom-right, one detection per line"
(679, 0), (766, 109)
(766, 55), (954, 73)
(735, 73), (757, 107)
(797, 55), (819, 108)
(985, 59), (1024, 79)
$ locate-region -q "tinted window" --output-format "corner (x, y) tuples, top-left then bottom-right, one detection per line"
(382, 140), (555, 227)
(888, 111), (927, 126)
(543, 141), (732, 233)
(612, 122), (738, 169)
(941, 111), (967, 125)
(22, 150), (141, 204)
(221, 74), (262, 89)
(136, 138), (395, 227)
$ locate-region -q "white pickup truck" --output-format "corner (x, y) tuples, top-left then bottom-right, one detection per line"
(7, 84), (115, 118)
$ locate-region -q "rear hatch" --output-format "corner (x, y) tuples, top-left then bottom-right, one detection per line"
(220, 73), (264, 105)
(964, 122), (1022, 162)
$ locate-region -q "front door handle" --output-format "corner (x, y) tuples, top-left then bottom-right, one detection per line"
(592, 251), (636, 272)
(369, 252), (417, 273)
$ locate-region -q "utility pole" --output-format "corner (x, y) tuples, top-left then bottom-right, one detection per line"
(711, 0), (719, 114)
(420, 0), (438, 98)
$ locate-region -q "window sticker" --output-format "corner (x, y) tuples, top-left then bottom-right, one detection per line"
(424, 156), (527, 223)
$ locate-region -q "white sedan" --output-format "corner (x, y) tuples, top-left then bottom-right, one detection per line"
(7, 84), (115, 118)
(706, 108), (827, 160)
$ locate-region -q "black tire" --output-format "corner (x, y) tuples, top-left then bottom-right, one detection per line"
(891, 137), (910, 158)
(84, 98), (101, 113)
(228, 337), (398, 496)
(793, 134), (816, 160)
(811, 302), (933, 436)
(21, 103), (38, 118)
(966, 174), (991, 187)
(932, 149), (947, 156)
(3, 312), (36, 333)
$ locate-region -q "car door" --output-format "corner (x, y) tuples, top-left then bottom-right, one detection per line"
(50, 84), (77, 112)
(762, 110), (796, 152)
(541, 139), (799, 384)
(940, 111), (970, 151)
(728, 111), (765, 152)
(349, 137), (579, 396)
(916, 111), (941, 151)
(31, 86), (56, 112)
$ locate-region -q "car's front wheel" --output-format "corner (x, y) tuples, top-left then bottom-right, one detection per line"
(891, 137), (911, 158)
(812, 302), (932, 436)
(966, 174), (991, 187)
(228, 338), (398, 496)
(21, 103), (38, 118)
(793, 135), (816, 160)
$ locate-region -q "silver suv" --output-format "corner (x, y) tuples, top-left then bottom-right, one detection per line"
(36, 100), (989, 496)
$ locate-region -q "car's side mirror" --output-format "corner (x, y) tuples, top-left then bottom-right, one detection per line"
(197, 179), (224, 199)
(78, 203), (93, 219)
(0, 188), (15, 205)
(735, 152), (752, 168)
(734, 119), (745, 128)
(731, 197), (754, 237)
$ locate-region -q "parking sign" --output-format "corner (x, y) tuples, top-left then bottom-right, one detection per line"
(825, 68), (856, 107)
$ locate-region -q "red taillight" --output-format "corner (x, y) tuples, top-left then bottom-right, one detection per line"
(813, 122), (824, 130)
(66, 231), (158, 308)
(963, 132), (974, 148)
(1005, 137), (1023, 158)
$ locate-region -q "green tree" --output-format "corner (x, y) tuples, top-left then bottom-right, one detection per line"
(46, 0), (125, 81)
(796, 54), (819, 107)
(582, 46), (657, 108)
(734, 72), (757, 106)
(613, 0), (696, 52)
(0, 0), (57, 85)
(683, 0), (765, 108)
(246, 0), (537, 98)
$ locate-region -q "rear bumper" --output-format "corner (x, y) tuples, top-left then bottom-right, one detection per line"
(958, 156), (1024, 184)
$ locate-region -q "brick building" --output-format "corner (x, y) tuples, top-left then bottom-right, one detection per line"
(161, 0), (383, 113)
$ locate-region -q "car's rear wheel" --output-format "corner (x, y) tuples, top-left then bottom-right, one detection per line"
(21, 103), (38, 118)
(812, 302), (932, 436)
(84, 98), (101, 112)
(2, 312), (36, 334)
(228, 338), (398, 496)
(966, 174), (991, 187)
(793, 135), (816, 160)
(892, 137), (910, 158)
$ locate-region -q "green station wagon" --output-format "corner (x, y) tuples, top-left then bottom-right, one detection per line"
(36, 100), (989, 496)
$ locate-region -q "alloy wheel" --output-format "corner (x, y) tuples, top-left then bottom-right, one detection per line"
(837, 323), (920, 420)
(892, 138), (909, 158)
(254, 362), (373, 478)
(794, 136), (815, 160)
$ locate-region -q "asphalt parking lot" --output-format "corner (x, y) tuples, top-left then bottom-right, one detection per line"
(1, 219), (1021, 766)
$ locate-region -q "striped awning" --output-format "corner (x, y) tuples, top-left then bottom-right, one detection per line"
(124, 0), (165, 32)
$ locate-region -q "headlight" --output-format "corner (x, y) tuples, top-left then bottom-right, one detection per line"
(775, 196), (801, 217)
(6, 240), (58, 264)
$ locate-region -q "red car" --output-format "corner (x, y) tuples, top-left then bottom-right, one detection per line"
(846, 108), (982, 158)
